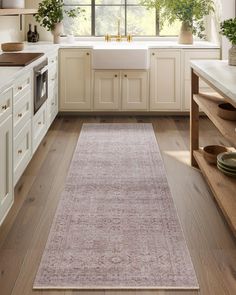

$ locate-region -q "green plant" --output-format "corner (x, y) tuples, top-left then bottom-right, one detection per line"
(220, 18), (236, 45)
(141, 0), (215, 39)
(35, 0), (83, 31)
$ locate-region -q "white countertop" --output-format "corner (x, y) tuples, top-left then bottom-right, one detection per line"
(190, 60), (236, 104)
(0, 40), (220, 91)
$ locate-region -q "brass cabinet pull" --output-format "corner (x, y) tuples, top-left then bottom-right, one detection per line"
(18, 150), (22, 154)
(18, 86), (23, 91)
(86, 52), (90, 56)
(38, 121), (42, 125)
(114, 74), (118, 77)
(124, 74), (127, 78)
(18, 113), (23, 117)
(152, 53), (155, 56)
(1, 105), (7, 110)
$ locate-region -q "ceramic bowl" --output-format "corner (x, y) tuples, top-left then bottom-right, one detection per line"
(217, 103), (236, 121)
(203, 145), (228, 165)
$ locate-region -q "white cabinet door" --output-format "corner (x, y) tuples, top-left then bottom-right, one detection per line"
(0, 115), (13, 225)
(94, 71), (120, 110)
(182, 49), (220, 110)
(150, 50), (181, 111)
(60, 49), (92, 111)
(122, 71), (148, 110)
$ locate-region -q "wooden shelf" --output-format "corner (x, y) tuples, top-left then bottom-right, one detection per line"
(194, 150), (236, 237)
(0, 9), (37, 16)
(194, 93), (236, 147)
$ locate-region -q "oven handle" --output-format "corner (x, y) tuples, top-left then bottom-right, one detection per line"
(35, 65), (48, 76)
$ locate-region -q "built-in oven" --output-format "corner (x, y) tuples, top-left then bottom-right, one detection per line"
(34, 59), (48, 114)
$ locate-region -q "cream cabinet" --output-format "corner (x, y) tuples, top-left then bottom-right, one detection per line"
(182, 49), (220, 110)
(94, 70), (148, 111)
(150, 50), (181, 111)
(47, 52), (58, 125)
(122, 71), (148, 110)
(13, 73), (32, 185)
(59, 49), (92, 111)
(0, 87), (13, 226)
(94, 71), (120, 110)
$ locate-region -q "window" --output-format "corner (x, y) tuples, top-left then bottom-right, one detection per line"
(63, 0), (180, 36)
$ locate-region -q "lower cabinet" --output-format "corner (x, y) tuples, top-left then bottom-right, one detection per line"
(94, 71), (120, 110)
(182, 49), (220, 110)
(60, 49), (92, 111)
(122, 71), (148, 110)
(0, 114), (13, 226)
(13, 121), (32, 185)
(94, 70), (148, 111)
(150, 50), (181, 111)
(32, 102), (47, 153)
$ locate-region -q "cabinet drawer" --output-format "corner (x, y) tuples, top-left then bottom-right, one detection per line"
(33, 103), (47, 153)
(14, 73), (31, 102)
(13, 91), (31, 136)
(0, 87), (13, 124)
(13, 120), (32, 185)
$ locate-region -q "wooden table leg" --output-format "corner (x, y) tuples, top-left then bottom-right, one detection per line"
(190, 69), (199, 167)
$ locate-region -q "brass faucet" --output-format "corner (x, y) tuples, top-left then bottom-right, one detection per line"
(104, 18), (133, 42)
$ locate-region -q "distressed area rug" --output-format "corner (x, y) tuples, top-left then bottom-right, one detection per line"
(34, 123), (199, 290)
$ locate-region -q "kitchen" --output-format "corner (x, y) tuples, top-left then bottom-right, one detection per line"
(0, 0), (235, 294)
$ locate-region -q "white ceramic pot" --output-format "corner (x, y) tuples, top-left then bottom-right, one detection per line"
(52, 22), (63, 44)
(178, 21), (193, 45)
(229, 45), (236, 66)
(2, 0), (25, 8)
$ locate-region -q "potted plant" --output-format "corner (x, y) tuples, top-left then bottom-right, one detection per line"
(220, 18), (236, 66)
(141, 0), (215, 44)
(35, 0), (82, 44)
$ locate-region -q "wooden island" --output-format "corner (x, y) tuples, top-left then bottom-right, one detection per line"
(190, 60), (236, 237)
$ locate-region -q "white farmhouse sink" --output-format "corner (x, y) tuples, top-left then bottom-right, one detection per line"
(92, 42), (149, 70)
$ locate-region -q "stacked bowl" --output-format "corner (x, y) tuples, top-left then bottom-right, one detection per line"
(217, 152), (236, 177)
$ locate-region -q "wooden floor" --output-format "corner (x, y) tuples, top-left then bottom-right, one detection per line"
(0, 115), (235, 295)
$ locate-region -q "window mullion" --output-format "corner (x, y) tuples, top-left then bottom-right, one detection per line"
(125, 0), (127, 36)
(92, 0), (95, 36)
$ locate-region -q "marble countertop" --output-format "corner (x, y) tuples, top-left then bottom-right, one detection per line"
(190, 60), (236, 104)
(0, 40), (220, 91)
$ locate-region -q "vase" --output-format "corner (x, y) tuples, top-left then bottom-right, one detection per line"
(2, 0), (24, 8)
(178, 21), (193, 45)
(228, 45), (236, 66)
(52, 22), (63, 44)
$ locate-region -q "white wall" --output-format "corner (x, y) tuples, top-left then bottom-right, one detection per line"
(0, 17), (24, 44)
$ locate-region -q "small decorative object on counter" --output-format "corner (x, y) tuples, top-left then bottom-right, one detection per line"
(220, 18), (236, 66)
(27, 24), (34, 42)
(2, 0), (25, 8)
(33, 25), (40, 42)
(27, 24), (40, 43)
(35, 0), (85, 44)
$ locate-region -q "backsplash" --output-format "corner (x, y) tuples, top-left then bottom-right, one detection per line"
(0, 17), (24, 43)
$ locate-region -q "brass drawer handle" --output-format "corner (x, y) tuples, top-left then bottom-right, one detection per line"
(18, 113), (23, 118)
(18, 86), (23, 91)
(86, 52), (90, 56)
(124, 74), (127, 78)
(18, 150), (22, 154)
(2, 105), (7, 110)
(38, 121), (42, 125)
(152, 53), (155, 56)
(114, 74), (118, 77)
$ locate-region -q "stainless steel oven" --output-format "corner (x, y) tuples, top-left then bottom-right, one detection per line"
(34, 59), (48, 114)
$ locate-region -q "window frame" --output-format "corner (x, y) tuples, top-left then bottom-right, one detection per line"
(64, 1), (180, 37)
